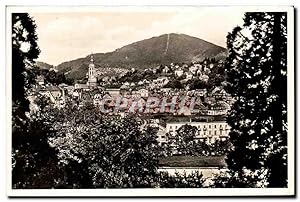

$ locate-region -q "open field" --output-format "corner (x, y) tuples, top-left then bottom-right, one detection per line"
(159, 155), (227, 168)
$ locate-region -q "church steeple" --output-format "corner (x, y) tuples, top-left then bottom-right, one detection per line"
(90, 54), (94, 63)
(89, 54), (95, 69)
(87, 53), (97, 87)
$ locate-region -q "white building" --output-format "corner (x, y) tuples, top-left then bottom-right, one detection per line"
(138, 88), (149, 97)
(175, 69), (184, 77)
(86, 55), (98, 87)
(93, 93), (102, 106)
(165, 121), (230, 144)
(75, 55), (99, 90)
(152, 77), (169, 87)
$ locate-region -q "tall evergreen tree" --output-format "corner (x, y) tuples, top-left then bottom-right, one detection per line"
(224, 12), (287, 187)
(12, 13), (40, 122)
(12, 13), (62, 188)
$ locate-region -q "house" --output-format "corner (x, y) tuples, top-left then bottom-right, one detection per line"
(93, 93), (102, 106)
(156, 125), (168, 145)
(138, 89), (149, 97)
(194, 89), (207, 97)
(189, 65), (198, 75)
(153, 77), (169, 87)
(120, 82), (130, 89)
(74, 83), (88, 90)
(39, 86), (65, 108)
(102, 76), (110, 83)
(72, 89), (80, 97)
(210, 87), (228, 99)
(199, 74), (209, 82)
(58, 83), (69, 89)
(204, 96), (216, 104)
(162, 66), (170, 73)
(36, 75), (45, 86)
(196, 69), (202, 76)
(175, 69), (184, 77)
(185, 71), (193, 80)
(206, 101), (231, 116)
(105, 88), (120, 98)
(65, 86), (75, 95)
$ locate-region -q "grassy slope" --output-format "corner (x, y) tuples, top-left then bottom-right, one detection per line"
(159, 155), (226, 168)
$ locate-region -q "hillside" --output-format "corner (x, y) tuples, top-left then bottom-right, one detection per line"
(35, 61), (53, 70)
(54, 33), (227, 80)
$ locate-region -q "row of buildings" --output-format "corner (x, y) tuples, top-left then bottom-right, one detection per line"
(31, 56), (233, 144)
(152, 120), (230, 145)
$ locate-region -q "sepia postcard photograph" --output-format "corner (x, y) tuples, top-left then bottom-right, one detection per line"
(6, 5), (295, 197)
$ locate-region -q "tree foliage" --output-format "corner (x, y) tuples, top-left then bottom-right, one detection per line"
(224, 12), (287, 187)
(159, 171), (205, 188)
(12, 13), (40, 126)
(48, 105), (160, 188)
(164, 79), (183, 89)
(11, 13), (62, 188)
(173, 125), (197, 155)
(166, 125), (231, 156)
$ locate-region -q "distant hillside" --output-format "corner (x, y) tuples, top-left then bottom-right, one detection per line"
(35, 61), (53, 70)
(54, 33), (227, 80)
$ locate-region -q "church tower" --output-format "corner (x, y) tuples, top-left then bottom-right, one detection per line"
(87, 55), (98, 87)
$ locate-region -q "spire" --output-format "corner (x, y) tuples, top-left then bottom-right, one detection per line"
(90, 54), (94, 63)
(89, 53), (95, 70)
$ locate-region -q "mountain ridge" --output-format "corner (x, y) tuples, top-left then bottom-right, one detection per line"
(38, 33), (228, 80)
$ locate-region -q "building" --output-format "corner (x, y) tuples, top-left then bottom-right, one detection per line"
(175, 69), (184, 77)
(189, 65), (198, 75)
(74, 55), (99, 90)
(162, 66), (170, 73)
(206, 101), (231, 116)
(199, 74), (209, 82)
(185, 71), (193, 80)
(153, 77), (169, 86)
(156, 125), (168, 145)
(36, 75), (45, 86)
(105, 88), (120, 98)
(93, 93), (102, 106)
(138, 88), (149, 97)
(165, 121), (230, 144)
(86, 55), (98, 87)
(194, 89), (207, 97)
(38, 86), (65, 108)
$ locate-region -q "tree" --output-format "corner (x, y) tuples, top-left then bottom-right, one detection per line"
(224, 12), (287, 187)
(49, 106), (160, 188)
(11, 13), (63, 188)
(189, 79), (208, 90)
(172, 125), (197, 155)
(159, 171), (205, 188)
(12, 13), (40, 127)
(164, 79), (183, 89)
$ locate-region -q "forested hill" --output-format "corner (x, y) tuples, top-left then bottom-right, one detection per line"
(46, 33), (228, 79)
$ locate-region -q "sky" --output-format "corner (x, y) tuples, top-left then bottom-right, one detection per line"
(31, 7), (245, 66)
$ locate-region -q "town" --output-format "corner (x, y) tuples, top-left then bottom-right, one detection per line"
(29, 55), (234, 148)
